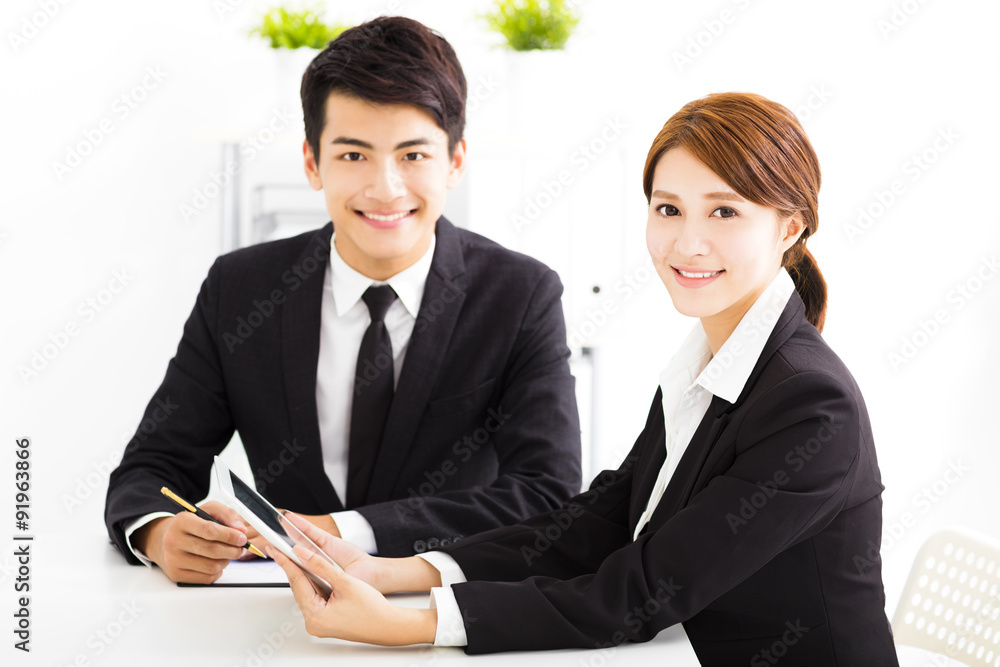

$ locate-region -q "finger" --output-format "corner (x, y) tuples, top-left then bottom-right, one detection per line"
(268, 547), (324, 610)
(178, 512), (249, 549)
(200, 500), (249, 532)
(285, 512), (336, 552)
(292, 543), (345, 582)
(171, 551), (232, 577)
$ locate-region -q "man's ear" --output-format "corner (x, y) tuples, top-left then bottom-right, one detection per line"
(303, 139), (323, 191)
(780, 212), (806, 252)
(446, 137), (467, 189)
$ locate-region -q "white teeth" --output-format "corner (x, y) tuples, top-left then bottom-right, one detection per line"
(677, 269), (721, 278)
(363, 211), (409, 221)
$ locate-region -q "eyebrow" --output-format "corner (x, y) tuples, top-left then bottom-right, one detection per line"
(329, 137), (434, 150)
(650, 189), (746, 202)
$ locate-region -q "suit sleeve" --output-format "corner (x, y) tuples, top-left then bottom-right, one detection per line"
(356, 268), (584, 557)
(445, 372), (864, 653)
(431, 390), (664, 583)
(103, 259), (236, 563)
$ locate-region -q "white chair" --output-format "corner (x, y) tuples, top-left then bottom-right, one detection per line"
(893, 527), (1000, 666)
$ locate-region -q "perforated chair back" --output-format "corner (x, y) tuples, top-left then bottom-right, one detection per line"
(893, 527), (1000, 666)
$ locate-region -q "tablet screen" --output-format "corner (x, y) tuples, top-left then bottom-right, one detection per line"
(229, 471), (295, 549)
(227, 468), (336, 569)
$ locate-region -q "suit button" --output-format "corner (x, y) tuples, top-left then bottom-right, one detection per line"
(427, 538), (440, 550)
(414, 540), (427, 553)
(440, 538), (451, 547)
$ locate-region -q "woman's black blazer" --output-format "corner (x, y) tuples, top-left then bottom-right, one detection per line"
(438, 291), (899, 666)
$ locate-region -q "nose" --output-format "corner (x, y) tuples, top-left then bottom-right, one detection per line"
(673, 218), (710, 257)
(366, 159), (407, 201)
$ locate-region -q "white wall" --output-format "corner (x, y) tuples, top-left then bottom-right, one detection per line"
(3, 0), (998, 630)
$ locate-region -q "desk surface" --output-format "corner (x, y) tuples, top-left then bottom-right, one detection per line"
(26, 543), (700, 666)
(20, 543), (965, 666)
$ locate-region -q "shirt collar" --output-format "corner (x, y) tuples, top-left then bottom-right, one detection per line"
(329, 233), (436, 318)
(660, 267), (795, 405)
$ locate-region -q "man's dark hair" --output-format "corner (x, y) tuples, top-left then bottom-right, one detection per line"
(301, 16), (467, 161)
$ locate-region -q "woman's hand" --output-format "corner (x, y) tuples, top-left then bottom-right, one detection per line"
(268, 543), (437, 646)
(280, 512), (384, 589)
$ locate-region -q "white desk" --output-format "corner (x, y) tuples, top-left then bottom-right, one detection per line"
(23, 543), (966, 666)
(28, 543), (699, 666)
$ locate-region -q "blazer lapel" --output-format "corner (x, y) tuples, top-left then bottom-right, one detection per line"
(636, 293), (809, 529)
(281, 223), (342, 509)
(365, 217), (468, 503)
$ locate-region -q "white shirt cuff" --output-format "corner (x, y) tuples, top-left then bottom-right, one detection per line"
(330, 510), (378, 555)
(415, 550), (468, 587)
(123, 512), (174, 566)
(428, 586), (469, 647)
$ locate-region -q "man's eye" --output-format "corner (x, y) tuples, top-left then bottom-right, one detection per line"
(656, 204), (680, 216)
(403, 152), (426, 161)
(341, 152), (364, 161)
(712, 206), (738, 218)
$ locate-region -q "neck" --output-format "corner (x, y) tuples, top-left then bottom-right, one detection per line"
(334, 234), (432, 282)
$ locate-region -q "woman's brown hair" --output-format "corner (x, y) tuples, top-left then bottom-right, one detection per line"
(642, 92), (827, 331)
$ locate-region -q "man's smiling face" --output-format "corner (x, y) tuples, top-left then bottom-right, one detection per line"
(303, 91), (466, 280)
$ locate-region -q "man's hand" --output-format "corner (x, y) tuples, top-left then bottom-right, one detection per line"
(132, 500), (250, 583)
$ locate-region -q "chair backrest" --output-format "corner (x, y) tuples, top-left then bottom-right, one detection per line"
(893, 527), (1000, 666)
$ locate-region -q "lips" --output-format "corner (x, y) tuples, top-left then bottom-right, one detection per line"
(356, 209), (416, 229)
(671, 265), (724, 288)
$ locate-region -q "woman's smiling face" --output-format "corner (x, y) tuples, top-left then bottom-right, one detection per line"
(646, 147), (803, 347)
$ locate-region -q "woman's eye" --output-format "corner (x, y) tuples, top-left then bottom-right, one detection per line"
(656, 204), (680, 216)
(712, 206), (738, 218)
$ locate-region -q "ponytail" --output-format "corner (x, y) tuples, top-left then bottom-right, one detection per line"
(784, 241), (827, 332)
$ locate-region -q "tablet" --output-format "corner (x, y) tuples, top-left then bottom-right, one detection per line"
(212, 456), (339, 596)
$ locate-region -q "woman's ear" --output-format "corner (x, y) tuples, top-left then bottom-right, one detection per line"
(779, 213), (806, 253)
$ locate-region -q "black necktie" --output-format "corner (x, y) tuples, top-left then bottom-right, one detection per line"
(346, 285), (397, 509)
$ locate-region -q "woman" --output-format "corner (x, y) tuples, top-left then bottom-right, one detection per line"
(268, 92), (899, 665)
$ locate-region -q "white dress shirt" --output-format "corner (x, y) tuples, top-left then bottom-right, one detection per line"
(123, 232), (436, 563)
(419, 268), (796, 647)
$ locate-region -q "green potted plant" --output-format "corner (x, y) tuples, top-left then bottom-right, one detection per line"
(249, 5), (350, 115)
(482, 1), (582, 135)
(482, 0), (581, 51)
(250, 5), (347, 49)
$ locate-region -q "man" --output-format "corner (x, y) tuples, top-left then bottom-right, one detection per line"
(104, 16), (581, 583)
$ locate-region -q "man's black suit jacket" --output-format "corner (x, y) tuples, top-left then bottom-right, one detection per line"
(105, 217), (581, 559)
(438, 291), (899, 665)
